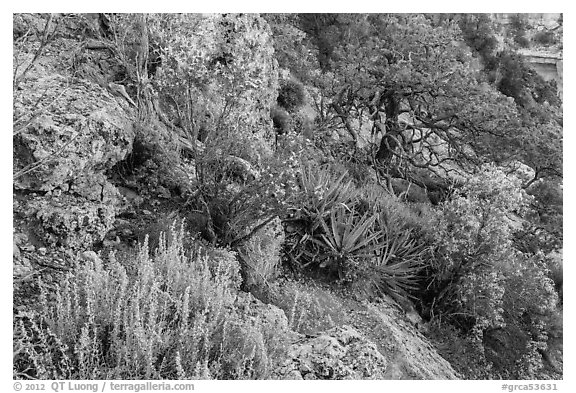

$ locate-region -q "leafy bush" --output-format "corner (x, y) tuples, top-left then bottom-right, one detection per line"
(458, 14), (498, 63)
(271, 106), (292, 135)
(277, 79), (306, 113)
(533, 30), (557, 46)
(189, 131), (279, 244)
(508, 14), (530, 48)
(237, 217), (285, 301)
(426, 165), (528, 329)
(421, 165), (561, 378)
(13, 224), (288, 379)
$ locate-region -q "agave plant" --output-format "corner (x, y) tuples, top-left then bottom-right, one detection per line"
(362, 214), (431, 300)
(297, 164), (358, 223)
(310, 206), (385, 280)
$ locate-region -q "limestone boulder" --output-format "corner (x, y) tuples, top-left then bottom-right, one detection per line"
(13, 75), (135, 194)
(274, 325), (388, 380)
(24, 193), (116, 251)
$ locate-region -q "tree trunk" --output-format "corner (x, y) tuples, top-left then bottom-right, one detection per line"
(331, 102), (359, 146)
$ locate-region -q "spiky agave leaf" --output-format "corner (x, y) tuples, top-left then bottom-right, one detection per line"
(311, 207), (385, 272)
(359, 213), (431, 300)
(298, 163), (358, 217)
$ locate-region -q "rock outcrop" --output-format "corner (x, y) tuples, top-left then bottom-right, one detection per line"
(270, 280), (460, 380)
(14, 75), (135, 193)
(13, 73), (135, 260)
(274, 326), (388, 380)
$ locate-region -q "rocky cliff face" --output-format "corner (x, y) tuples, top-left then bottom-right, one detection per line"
(519, 49), (563, 96)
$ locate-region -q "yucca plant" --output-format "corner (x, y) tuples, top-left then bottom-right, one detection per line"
(287, 203), (383, 283)
(296, 164), (358, 223)
(314, 207), (383, 276)
(285, 164), (364, 271)
(360, 213), (430, 301)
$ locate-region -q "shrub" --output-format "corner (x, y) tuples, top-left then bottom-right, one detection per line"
(271, 106), (292, 135)
(532, 30), (556, 46)
(237, 217), (285, 301)
(426, 165), (528, 329)
(421, 165), (561, 378)
(458, 14), (498, 63)
(277, 79), (306, 113)
(13, 224), (288, 379)
(190, 128), (295, 246)
(508, 14), (530, 48)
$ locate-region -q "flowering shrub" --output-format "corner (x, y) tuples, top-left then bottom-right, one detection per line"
(148, 13), (278, 147)
(423, 165), (561, 378)
(428, 165), (528, 328)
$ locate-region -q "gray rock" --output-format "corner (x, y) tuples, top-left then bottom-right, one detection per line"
(80, 250), (102, 265)
(26, 194), (115, 250)
(14, 75), (134, 193)
(273, 326), (388, 380)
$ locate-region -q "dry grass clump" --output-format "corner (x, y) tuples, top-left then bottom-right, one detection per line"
(13, 223), (287, 380)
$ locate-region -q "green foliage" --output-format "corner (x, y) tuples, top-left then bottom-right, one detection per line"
(515, 179), (563, 254)
(13, 12), (563, 381)
(192, 130), (299, 247)
(361, 220), (428, 301)
(271, 106), (291, 134)
(237, 218), (285, 301)
(262, 14), (314, 81)
(313, 206), (383, 280)
(427, 165), (528, 327)
(13, 225), (288, 379)
(148, 13), (278, 146)
(270, 280), (340, 335)
(478, 252), (561, 379)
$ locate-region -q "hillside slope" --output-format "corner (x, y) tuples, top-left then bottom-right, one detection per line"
(13, 13), (460, 380)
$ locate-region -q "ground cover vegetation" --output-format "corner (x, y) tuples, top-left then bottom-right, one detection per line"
(13, 13), (562, 379)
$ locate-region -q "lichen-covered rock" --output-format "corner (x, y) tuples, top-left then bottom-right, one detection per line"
(273, 326), (388, 380)
(25, 194), (115, 250)
(13, 74), (135, 193)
